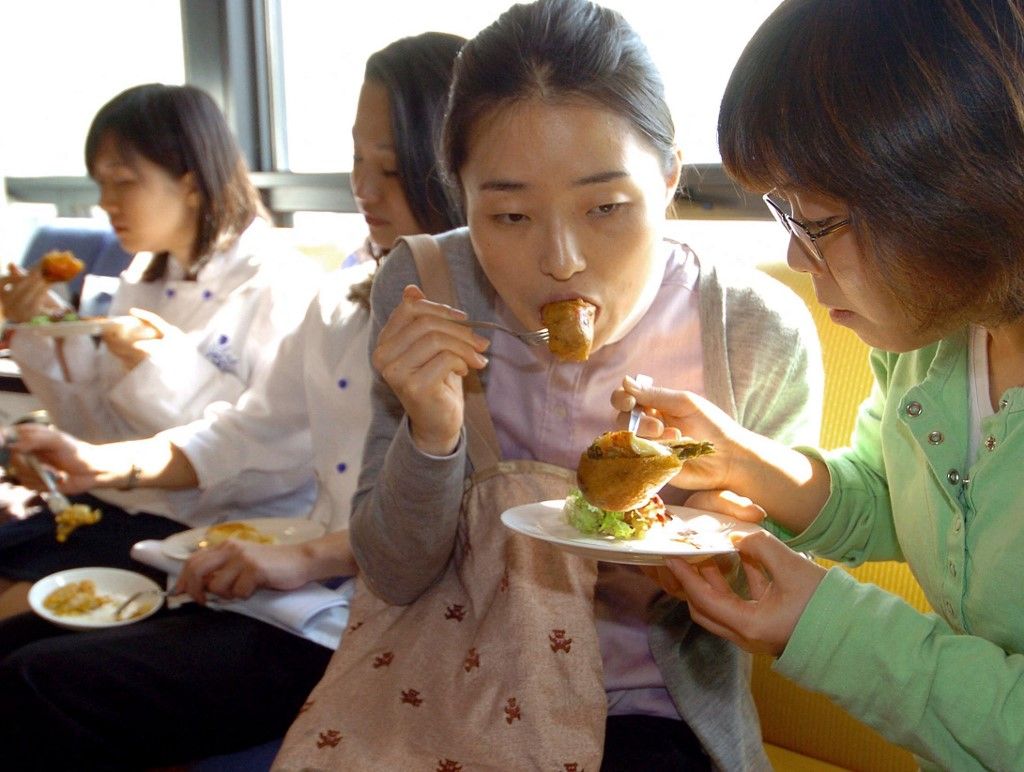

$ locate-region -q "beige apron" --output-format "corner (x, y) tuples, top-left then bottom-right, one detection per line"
(274, 235), (606, 771)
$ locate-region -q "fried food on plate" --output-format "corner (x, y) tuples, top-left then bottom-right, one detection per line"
(542, 298), (596, 362)
(566, 430), (714, 539)
(39, 250), (85, 283)
(202, 521), (277, 547)
(43, 580), (110, 616)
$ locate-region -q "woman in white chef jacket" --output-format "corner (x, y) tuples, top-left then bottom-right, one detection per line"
(0, 83), (321, 615)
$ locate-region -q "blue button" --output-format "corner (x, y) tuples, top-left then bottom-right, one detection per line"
(336, 462), (347, 473)
(338, 378), (348, 389)
(165, 288), (176, 298)
(218, 334), (228, 345)
(202, 289), (213, 300)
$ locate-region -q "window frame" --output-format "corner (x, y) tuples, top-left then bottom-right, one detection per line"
(3, 0), (766, 224)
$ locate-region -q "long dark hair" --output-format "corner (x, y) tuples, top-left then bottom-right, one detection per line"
(442, 0), (676, 193)
(85, 83), (266, 281)
(365, 32), (466, 235)
(719, 0), (1024, 328)
(348, 32), (466, 309)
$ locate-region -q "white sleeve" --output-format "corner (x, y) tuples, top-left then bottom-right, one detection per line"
(10, 330), (130, 441)
(159, 296), (317, 489)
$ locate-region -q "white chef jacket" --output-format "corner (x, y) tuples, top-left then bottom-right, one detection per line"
(11, 219), (324, 525)
(160, 260), (374, 534)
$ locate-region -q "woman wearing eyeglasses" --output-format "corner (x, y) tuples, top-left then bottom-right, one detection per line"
(616, 1), (1024, 769)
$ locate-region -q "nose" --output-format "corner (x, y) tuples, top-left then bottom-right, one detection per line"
(785, 237), (825, 276)
(351, 167), (380, 207)
(97, 184), (117, 215)
(538, 223), (586, 280)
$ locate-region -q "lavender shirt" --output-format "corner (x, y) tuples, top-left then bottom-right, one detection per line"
(487, 243), (702, 719)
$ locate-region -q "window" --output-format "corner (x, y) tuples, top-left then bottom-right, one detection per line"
(276, 0), (782, 172)
(3, 1), (788, 268)
(0, 0), (185, 177)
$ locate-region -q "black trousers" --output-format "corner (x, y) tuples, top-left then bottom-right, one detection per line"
(0, 493), (185, 583)
(602, 714), (712, 771)
(0, 605), (333, 771)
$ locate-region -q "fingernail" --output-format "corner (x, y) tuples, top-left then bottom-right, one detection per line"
(722, 490), (753, 507)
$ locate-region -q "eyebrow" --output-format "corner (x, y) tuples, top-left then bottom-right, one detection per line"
(479, 169), (628, 192)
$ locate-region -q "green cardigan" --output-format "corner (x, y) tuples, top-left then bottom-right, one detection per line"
(775, 328), (1024, 770)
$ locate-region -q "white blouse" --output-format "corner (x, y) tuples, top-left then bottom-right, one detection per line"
(161, 260), (375, 533)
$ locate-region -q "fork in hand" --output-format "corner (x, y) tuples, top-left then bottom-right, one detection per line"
(0, 426), (71, 514)
(454, 320), (550, 346)
(23, 453), (71, 514)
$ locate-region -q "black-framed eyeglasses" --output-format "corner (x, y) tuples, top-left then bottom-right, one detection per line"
(763, 192), (850, 267)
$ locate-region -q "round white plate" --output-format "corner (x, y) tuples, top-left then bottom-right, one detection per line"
(8, 319), (112, 337)
(29, 567), (163, 630)
(160, 517), (327, 561)
(500, 499), (763, 565)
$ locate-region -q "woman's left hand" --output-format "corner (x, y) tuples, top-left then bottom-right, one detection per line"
(102, 308), (175, 370)
(173, 540), (314, 603)
(663, 530), (827, 656)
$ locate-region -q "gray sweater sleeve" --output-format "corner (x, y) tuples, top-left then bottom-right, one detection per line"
(698, 258), (823, 447)
(350, 230), (491, 604)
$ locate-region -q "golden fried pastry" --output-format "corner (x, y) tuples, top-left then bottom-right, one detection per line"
(576, 430), (714, 512)
(542, 298), (596, 362)
(203, 521), (277, 547)
(39, 250), (85, 283)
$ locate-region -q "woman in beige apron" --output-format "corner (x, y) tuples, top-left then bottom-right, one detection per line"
(276, 0), (823, 769)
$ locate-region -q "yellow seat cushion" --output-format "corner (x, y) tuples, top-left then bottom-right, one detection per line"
(764, 743), (849, 771)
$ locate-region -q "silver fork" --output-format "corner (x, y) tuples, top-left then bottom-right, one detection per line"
(23, 453), (71, 514)
(454, 320), (549, 346)
(627, 373), (653, 433)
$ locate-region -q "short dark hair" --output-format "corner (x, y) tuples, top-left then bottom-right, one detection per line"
(442, 0), (675, 192)
(365, 32), (467, 234)
(719, 0), (1024, 328)
(85, 83), (266, 280)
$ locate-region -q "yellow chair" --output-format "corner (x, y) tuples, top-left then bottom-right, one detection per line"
(755, 261), (931, 771)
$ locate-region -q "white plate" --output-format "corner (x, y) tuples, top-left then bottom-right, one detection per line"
(28, 567), (163, 630)
(8, 319), (112, 337)
(160, 517), (327, 561)
(501, 499), (763, 565)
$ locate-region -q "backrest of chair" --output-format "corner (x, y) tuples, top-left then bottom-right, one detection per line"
(752, 261), (926, 771)
(757, 261), (874, 451)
